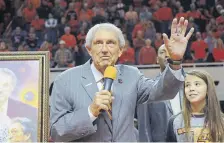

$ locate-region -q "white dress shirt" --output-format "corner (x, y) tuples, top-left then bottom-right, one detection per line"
(88, 64), (184, 122)
(170, 92), (181, 115)
(88, 63), (104, 122)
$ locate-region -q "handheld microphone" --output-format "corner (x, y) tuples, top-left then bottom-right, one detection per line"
(103, 66), (117, 91)
(102, 66), (117, 120)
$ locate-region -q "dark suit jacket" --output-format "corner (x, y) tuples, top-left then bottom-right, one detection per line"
(137, 89), (183, 142)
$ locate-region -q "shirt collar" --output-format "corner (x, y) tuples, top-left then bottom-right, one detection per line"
(91, 63), (104, 83)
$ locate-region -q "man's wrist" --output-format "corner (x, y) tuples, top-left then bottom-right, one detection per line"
(169, 64), (181, 70)
(167, 58), (182, 65)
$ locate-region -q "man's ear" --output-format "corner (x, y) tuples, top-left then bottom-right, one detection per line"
(118, 47), (124, 57)
(156, 57), (159, 64)
(86, 46), (92, 56)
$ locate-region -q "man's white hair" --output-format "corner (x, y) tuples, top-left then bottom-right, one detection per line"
(0, 68), (17, 89)
(85, 23), (125, 48)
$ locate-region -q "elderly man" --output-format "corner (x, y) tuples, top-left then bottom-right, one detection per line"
(50, 17), (194, 142)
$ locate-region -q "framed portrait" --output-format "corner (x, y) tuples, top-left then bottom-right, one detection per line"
(0, 51), (49, 142)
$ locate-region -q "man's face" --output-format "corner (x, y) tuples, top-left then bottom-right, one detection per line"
(0, 72), (14, 104)
(87, 29), (123, 72)
(9, 122), (30, 142)
(157, 45), (170, 71)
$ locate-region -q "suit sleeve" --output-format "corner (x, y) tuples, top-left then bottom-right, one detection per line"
(166, 115), (177, 142)
(50, 76), (97, 142)
(137, 65), (184, 104)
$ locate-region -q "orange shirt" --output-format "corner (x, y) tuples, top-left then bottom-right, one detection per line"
(61, 34), (77, 48)
(31, 19), (45, 30)
(176, 12), (188, 19)
(139, 47), (157, 65)
(154, 39), (163, 49)
(27, 0), (41, 9)
(23, 7), (37, 23)
(132, 24), (144, 39)
(191, 40), (208, 60)
(213, 48), (224, 62)
(156, 7), (173, 21)
(119, 48), (135, 64)
(187, 10), (201, 19)
(79, 10), (92, 22)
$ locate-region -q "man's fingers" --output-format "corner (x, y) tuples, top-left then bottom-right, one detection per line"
(171, 18), (178, 36)
(99, 104), (109, 111)
(181, 19), (188, 36)
(185, 28), (194, 40)
(162, 33), (169, 47)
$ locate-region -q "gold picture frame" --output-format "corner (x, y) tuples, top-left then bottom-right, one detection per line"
(0, 51), (49, 142)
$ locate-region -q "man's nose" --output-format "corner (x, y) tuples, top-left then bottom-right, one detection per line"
(101, 43), (109, 53)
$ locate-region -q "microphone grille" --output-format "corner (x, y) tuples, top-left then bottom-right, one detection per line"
(104, 66), (117, 80)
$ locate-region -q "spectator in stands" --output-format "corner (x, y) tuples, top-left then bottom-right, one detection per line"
(144, 21), (156, 42)
(69, 15), (79, 36)
(31, 14), (45, 45)
(37, 0), (52, 19)
(138, 39), (157, 65)
(92, 9), (107, 26)
(45, 13), (58, 44)
(175, 6), (188, 20)
(139, 6), (152, 22)
(133, 30), (145, 64)
(0, 41), (9, 52)
(52, 0), (65, 21)
(61, 26), (77, 50)
(65, 2), (77, 21)
(11, 27), (26, 50)
(119, 40), (135, 65)
(213, 38), (224, 62)
(191, 32), (208, 62)
(154, 1), (173, 34)
(77, 29), (86, 48)
(132, 20), (144, 39)
(78, 4), (93, 23)
(22, 2), (37, 31)
(58, 16), (66, 37)
(27, 0), (41, 9)
(116, 0), (125, 19)
(26, 33), (38, 51)
(54, 40), (73, 68)
(125, 5), (138, 23)
(154, 33), (163, 50)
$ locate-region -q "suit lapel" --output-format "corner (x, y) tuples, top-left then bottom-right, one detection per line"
(81, 62), (98, 101)
(166, 101), (173, 115)
(112, 65), (124, 134)
(81, 60), (113, 132)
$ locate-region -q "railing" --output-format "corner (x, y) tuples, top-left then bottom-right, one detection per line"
(50, 62), (224, 72)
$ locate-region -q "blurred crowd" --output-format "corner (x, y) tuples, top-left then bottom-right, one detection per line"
(0, 0), (224, 68)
